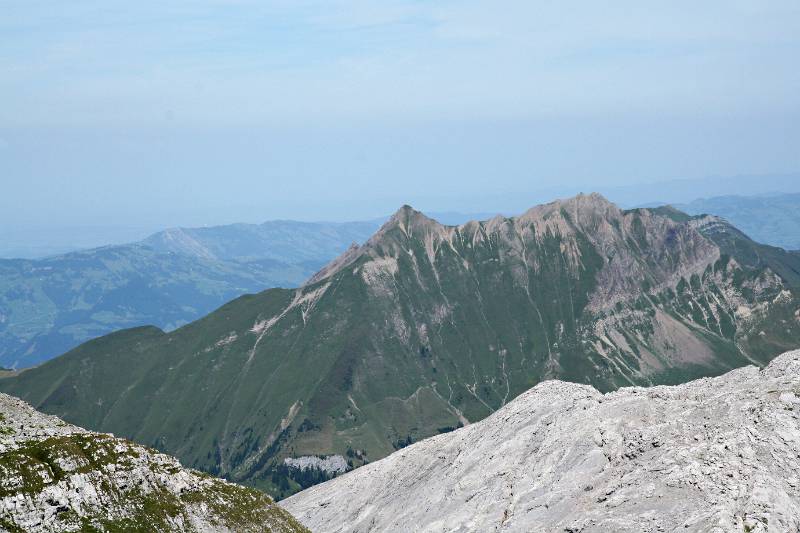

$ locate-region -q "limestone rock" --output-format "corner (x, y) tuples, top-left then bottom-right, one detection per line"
(0, 393), (307, 532)
(283, 349), (800, 533)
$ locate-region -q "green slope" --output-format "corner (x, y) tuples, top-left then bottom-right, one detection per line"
(2, 194), (799, 499)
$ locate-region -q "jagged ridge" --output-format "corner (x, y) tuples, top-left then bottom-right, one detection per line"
(1, 194), (798, 499)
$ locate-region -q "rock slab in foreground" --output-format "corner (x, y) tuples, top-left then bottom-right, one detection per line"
(0, 393), (308, 533)
(283, 349), (800, 533)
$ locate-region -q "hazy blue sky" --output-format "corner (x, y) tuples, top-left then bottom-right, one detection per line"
(2, 1), (800, 230)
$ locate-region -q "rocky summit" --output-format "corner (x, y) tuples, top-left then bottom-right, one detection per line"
(283, 349), (800, 533)
(1, 194), (798, 498)
(0, 393), (307, 532)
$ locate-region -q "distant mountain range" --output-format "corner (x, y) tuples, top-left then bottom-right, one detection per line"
(0, 220), (382, 369)
(673, 193), (800, 251)
(3, 194), (798, 500)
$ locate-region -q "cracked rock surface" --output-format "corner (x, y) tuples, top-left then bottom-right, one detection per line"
(283, 349), (800, 532)
(0, 393), (307, 532)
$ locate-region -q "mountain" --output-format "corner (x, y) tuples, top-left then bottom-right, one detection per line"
(1, 194), (799, 499)
(140, 221), (381, 265)
(0, 393), (307, 532)
(0, 219), (380, 369)
(671, 193), (800, 251)
(282, 349), (800, 533)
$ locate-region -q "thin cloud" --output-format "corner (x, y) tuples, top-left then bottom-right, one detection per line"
(1, 1), (798, 126)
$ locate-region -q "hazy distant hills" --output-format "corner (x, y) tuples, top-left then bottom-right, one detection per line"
(0, 220), (382, 369)
(674, 193), (800, 251)
(4, 194), (798, 499)
(141, 221), (383, 265)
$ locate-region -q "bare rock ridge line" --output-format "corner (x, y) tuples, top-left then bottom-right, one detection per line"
(307, 193), (719, 313)
(0, 393), (308, 533)
(283, 348), (800, 533)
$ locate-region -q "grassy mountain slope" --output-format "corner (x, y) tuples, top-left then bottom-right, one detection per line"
(2, 194), (798, 499)
(0, 220), (380, 369)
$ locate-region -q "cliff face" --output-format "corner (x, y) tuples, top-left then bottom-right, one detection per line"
(1, 194), (798, 499)
(283, 349), (800, 533)
(0, 393), (307, 533)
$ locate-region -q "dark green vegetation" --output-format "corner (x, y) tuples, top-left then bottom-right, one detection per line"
(675, 193), (800, 251)
(2, 194), (799, 499)
(0, 219), (379, 369)
(270, 464), (339, 498)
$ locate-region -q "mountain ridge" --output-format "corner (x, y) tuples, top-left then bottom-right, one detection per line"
(1, 194), (798, 499)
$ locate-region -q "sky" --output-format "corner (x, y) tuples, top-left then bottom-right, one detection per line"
(2, 0), (800, 238)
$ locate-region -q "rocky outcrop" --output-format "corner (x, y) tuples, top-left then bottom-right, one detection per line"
(283, 349), (800, 533)
(284, 455), (349, 475)
(0, 393), (307, 533)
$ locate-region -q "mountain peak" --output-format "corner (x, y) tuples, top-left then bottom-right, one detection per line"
(553, 192), (616, 212)
(386, 204), (436, 226)
(374, 204), (444, 238)
(304, 205), (445, 285)
(517, 192), (620, 229)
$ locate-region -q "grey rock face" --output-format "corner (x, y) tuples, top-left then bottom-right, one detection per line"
(284, 455), (349, 475)
(0, 393), (307, 533)
(283, 349), (800, 533)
